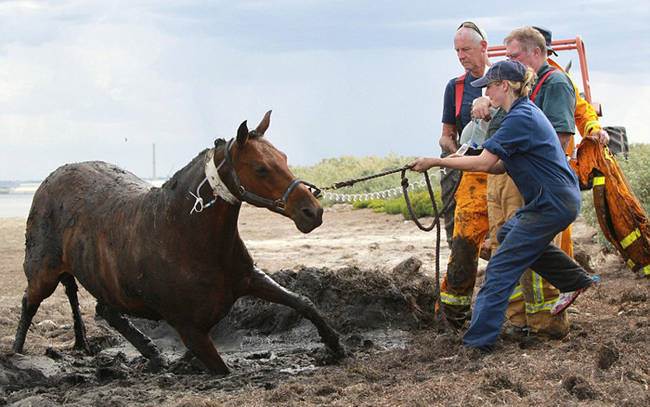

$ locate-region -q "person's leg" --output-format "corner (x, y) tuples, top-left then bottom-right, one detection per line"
(528, 243), (593, 291)
(524, 232), (570, 337)
(464, 205), (590, 349)
(440, 172), (489, 328)
(463, 216), (527, 349)
(494, 175), (529, 329)
(440, 157), (461, 247)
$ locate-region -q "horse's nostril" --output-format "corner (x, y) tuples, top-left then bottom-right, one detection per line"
(302, 207), (316, 219)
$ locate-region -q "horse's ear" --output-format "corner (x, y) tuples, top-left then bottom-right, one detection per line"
(237, 120), (249, 146)
(255, 110), (272, 136)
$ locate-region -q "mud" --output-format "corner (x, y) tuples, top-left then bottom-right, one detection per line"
(1, 257), (437, 406)
(1, 206), (649, 406)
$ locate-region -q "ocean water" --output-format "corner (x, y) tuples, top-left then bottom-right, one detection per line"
(0, 179), (166, 219)
(0, 193), (34, 218)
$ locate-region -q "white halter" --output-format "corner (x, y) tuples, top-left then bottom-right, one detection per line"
(204, 148), (239, 205)
(189, 148), (239, 214)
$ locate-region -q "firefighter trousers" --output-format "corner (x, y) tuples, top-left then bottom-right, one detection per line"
(487, 173), (572, 337)
(439, 171), (489, 327)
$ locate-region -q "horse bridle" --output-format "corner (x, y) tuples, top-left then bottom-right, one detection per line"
(190, 137), (321, 215)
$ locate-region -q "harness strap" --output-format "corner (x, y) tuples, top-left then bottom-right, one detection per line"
(530, 69), (557, 102)
(192, 138), (319, 215)
(454, 73), (466, 120)
(205, 148), (239, 205)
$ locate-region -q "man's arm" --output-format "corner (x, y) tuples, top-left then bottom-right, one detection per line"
(440, 123), (459, 153)
(557, 132), (572, 151)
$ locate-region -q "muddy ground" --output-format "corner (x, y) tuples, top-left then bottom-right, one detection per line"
(0, 204), (648, 406)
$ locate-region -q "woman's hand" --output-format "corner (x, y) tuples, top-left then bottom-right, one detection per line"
(471, 96), (492, 120)
(409, 157), (440, 173)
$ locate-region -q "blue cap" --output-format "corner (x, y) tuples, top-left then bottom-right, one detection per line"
(471, 60), (527, 88)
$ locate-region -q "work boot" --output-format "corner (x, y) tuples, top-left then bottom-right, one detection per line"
(527, 310), (569, 339)
(440, 303), (471, 330)
(502, 325), (531, 340)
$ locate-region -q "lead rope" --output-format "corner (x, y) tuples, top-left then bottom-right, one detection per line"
(399, 168), (461, 322)
(189, 177), (215, 214)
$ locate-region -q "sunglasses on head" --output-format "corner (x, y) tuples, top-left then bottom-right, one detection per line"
(457, 21), (485, 40)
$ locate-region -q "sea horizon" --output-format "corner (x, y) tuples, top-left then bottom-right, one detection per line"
(0, 179), (168, 218)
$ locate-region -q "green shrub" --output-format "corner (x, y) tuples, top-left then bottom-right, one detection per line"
(580, 143), (650, 246)
(290, 155), (443, 220)
(352, 190), (443, 219)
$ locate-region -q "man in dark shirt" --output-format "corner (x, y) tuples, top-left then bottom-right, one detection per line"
(437, 22), (491, 328)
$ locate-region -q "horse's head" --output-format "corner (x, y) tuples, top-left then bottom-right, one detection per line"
(212, 111), (323, 233)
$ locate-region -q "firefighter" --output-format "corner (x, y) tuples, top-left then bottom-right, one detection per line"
(437, 21), (491, 328)
(411, 59), (599, 350)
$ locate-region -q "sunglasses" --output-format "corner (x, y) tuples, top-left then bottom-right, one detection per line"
(457, 21), (486, 40)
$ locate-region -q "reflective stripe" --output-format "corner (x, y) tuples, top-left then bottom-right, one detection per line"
(532, 272), (544, 304)
(525, 299), (556, 314)
(593, 176), (605, 186)
(440, 292), (471, 306)
(627, 259), (636, 269)
(620, 228), (641, 249)
(584, 120), (600, 135)
(642, 265), (650, 276)
(603, 147), (615, 162)
(509, 285), (523, 301)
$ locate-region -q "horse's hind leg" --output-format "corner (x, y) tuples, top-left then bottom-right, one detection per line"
(95, 302), (167, 371)
(245, 267), (344, 358)
(13, 267), (61, 354)
(60, 273), (90, 353)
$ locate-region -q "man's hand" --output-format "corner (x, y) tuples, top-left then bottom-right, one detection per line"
(409, 157), (440, 173)
(440, 123), (459, 153)
(471, 96), (492, 120)
(588, 129), (610, 145)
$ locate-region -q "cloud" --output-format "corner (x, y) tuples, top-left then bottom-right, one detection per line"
(590, 71), (650, 144)
(0, 1), (648, 181)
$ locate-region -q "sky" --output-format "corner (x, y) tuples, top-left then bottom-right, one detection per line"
(1, 0), (649, 181)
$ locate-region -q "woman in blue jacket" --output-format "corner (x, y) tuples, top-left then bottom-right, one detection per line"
(411, 60), (599, 350)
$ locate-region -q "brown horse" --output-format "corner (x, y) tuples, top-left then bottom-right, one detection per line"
(13, 111), (344, 374)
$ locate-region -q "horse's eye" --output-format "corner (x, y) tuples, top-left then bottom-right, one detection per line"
(254, 165), (269, 177)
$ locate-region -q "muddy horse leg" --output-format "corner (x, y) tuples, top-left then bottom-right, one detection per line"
(177, 327), (230, 375)
(246, 267), (344, 358)
(13, 269), (61, 354)
(95, 302), (167, 371)
(60, 273), (91, 353)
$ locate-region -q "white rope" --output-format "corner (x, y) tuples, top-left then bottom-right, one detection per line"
(321, 180), (429, 202)
(189, 177), (211, 214)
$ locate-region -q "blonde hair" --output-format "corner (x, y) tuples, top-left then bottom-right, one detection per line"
(504, 26), (546, 54)
(504, 67), (537, 97)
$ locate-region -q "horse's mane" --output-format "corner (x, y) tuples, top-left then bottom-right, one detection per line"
(161, 133), (263, 191)
(162, 148), (210, 190)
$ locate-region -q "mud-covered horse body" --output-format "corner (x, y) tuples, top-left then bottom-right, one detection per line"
(14, 111), (344, 374)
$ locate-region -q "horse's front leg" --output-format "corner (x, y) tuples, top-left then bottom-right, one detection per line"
(176, 326), (230, 375)
(245, 267), (345, 358)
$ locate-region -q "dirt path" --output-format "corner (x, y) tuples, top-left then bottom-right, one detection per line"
(1, 205), (649, 406)
(240, 203), (452, 273)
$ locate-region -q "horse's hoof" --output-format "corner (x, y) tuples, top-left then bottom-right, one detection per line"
(145, 356), (169, 373)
